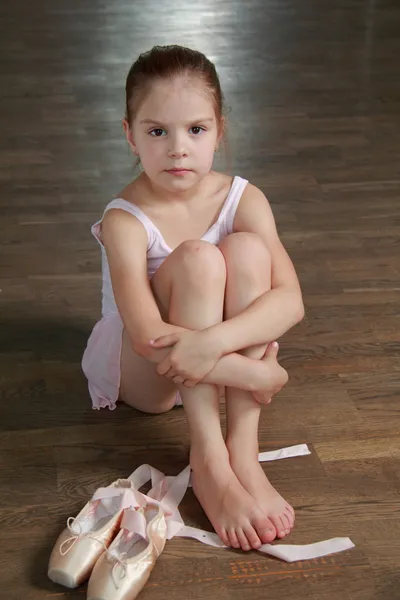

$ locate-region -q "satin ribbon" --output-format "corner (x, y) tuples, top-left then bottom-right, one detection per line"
(119, 444), (355, 562)
(92, 486), (143, 510)
(59, 486), (143, 557)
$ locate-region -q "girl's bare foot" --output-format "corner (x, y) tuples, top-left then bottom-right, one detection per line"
(190, 448), (277, 551)
(252, 342), (288, 405)
(227, 448), (295, 539)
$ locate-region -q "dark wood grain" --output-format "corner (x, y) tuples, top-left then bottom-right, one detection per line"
(1, 0), (400, 598)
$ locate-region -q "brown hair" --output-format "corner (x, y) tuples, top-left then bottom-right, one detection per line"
(125, 45), (228, 144)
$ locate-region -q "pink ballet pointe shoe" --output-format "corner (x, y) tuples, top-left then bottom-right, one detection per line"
(87, 504), (167, 600)
(48, 478), (141, 589)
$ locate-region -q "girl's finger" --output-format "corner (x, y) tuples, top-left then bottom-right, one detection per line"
(183, 379), (197, 388)
(156, 359), (171, 376)
(150, 334), (179, 348)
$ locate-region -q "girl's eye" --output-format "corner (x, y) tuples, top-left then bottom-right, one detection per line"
(149, 128), (166, 137)
(189, 126), (204, 135)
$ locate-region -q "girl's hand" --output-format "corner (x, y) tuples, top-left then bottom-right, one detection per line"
(149, 330), (223, 386)
(251, 342), (288, 405)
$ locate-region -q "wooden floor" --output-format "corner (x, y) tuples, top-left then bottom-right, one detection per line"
(1, 0), (399, 598)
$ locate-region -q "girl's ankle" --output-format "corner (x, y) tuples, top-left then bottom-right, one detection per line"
(190, 443), (229, 470)
(226, 436), (259, 461)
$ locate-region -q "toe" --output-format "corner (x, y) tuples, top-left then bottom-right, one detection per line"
(237, 529), (252, 551)
(286, 503), (295, 517)
(285, 507), (295, 528)
(254, 516), (276, 543)
(243, 525), (262, 550)
(228, 529), (240, 549)
(270, 516), (286, 538)
(281, 513), (291, 535)
(219, 528), (230, 547)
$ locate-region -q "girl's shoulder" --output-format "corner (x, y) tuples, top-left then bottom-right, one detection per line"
(99, 176), (152, 241)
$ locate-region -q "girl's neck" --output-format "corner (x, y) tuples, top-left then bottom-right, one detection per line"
(139, 171), (215, 206)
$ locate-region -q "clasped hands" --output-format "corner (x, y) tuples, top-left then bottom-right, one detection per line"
(149, 330), (218, 387)
(149, 329), (279, 405)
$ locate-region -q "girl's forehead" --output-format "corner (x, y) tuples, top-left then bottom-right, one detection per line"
(137, 78), (216, 121)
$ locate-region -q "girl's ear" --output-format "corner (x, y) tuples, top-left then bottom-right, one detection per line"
(122, 118), (139, 155)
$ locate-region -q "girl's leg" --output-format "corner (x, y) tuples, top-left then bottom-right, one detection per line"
(149, 240), (276, 550)
(120, 330), (178, 414)
(219, 233), (295, 539)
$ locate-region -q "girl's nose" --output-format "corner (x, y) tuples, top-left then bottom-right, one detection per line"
(168, 147), (187, 158)
(167, 134), (188, 158)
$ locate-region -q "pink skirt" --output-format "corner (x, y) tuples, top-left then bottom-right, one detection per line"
(82, 313), (182, 410)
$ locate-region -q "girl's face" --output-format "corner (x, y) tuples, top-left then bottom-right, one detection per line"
(124, 76), (223, 193)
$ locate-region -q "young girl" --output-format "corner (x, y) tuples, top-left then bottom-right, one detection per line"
(82, 45), (304, 553)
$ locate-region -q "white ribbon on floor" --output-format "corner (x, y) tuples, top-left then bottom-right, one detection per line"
(126, 444), (355, 562)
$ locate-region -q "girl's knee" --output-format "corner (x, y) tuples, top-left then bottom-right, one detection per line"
(175, 240), (226, 284)
(219, 232), (271, 270)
